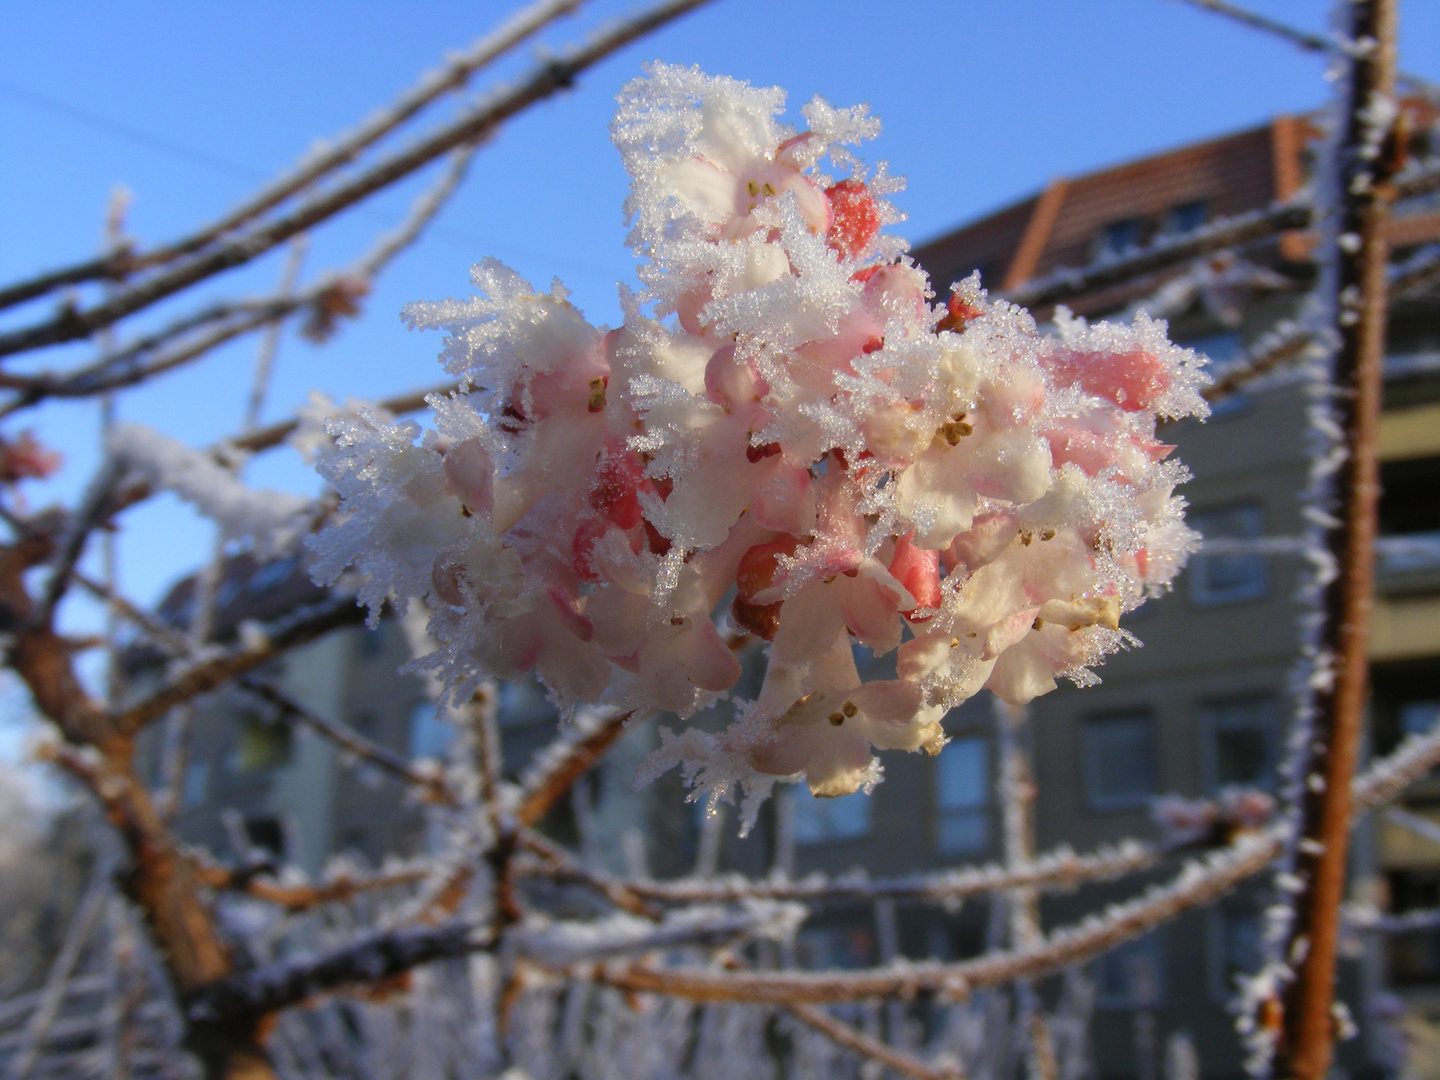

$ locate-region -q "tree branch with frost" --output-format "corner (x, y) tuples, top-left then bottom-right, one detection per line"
(0, 0), (715, 360)
(995, 160), (1440, 310)
(625, 841), (1157, 907)
(785, 1002), (965, 1080)
(0, 0), (587, 314)
(113, 594), (368, 735)
(515, 709), (633, 826)
(598, 833), (1283, 1004)
(239, 678), (454, 803)
(1, 141), (480, 418)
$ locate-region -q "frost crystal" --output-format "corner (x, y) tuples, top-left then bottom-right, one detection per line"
(309, 64), (1207, 810)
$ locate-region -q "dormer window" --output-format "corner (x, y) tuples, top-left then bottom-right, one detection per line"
(1165, 199), (1209, 235)
(1097, 217), (1144, 258)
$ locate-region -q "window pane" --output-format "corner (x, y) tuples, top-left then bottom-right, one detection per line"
(793, 787), (871, 844)
(1189, 505), (1267, 605)
(410, 702), (455, 761)
(938, 809), (989, 855)
(1402, 701), (1440, 739)
(1166, 200), (1209, 234)
(938, 737), (988, 810)
(1093, 935), (1163, 1008)
(1202, 696), (1278, 791)
(1083, 714), (1155, 809)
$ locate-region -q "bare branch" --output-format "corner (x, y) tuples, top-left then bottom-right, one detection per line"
(0, 0), (586, 314)
(515, 709), (633, 826)
(113, 595), (369, 736)
(625, 841), (1158, 907)
(0, 0), (715, 360)
(228, 378), (461, 455)
(1172, 0), (1438, 98)
(999, 200), (1313, 311)
(239, 677), (454, 802)
(183, 921), (487, 1033)
(786, 1002), (964, 1080)
(1198, 321), (1317, 404)
(9, 870), (110, 1079)
(192, 855), (429, 912)
(595, 833), (1282, 1004)
(517, 828), (662, 919)
(2, 144), (479, 417)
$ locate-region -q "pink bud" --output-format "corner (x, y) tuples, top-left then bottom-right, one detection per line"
(441, 438), (494, 514)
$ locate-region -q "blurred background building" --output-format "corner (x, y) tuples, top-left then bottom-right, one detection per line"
(134, 102), (1440, 1080)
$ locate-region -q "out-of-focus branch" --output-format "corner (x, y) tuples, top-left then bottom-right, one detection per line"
(1393, 243), (1440, 299)
(239, 678), (454, 803)
(184, 921), (486, 1035)
(0, 0), (586, 314)
(0, 0), (715, 360)
(1, 141), (480, 417)
(991, 161), (1438, 314)
(113, 595), (369, 736)
(600, 833), (1281, 1004)
(999, 200), (1313, 311)
(624, 841), (1157, 907)
(193, 856), (429, 912)
(1171, 0), (1438, 98)
(515, 709), (633, 826)
(517, 828), (661, 919)
(228, 379), (462, 455)
(1277, 2), (1397, 1074)
(9, 870), (110, 1079)
(1199, 322), (1318, 405)
(786, 1002), (964, 1080)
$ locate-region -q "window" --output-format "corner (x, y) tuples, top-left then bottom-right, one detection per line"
(1082, 712), (1156, 810)
(1378, 456), (1440, 579)
(1402, 701), (1440, 741)
(232, 714), (292, 772)
(247, 555), (298, 594)
(498, 674), (559, 728)
(1164, 199), (1209, 235)
(1096, 217), (1144, 257)
(1210, 905), (1264, 999)
(793, 785), (871, 844)
(1200, 696), (1279, 792)
(409, 701), (455, 762)
(1093, 934), (1163, 1008)
(1177, 331), (1246, 417)
(1188, 504), (1268, 606)
(796, 923), (875, 970)
(182, 760), (211, 808)
(243, 816), (285, 857)
(936, 736), (990, 854)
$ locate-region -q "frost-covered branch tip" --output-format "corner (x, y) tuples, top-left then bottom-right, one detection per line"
(310, 64), (1209, 823)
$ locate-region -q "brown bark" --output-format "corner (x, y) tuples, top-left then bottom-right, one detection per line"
(1, 531), (274, 1078)
(1276, 2), (1397, 1077)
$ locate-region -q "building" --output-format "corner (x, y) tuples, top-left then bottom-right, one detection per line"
(151, 105), (1440, 1078)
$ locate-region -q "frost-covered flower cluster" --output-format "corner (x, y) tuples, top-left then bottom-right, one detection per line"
(310, 64), (1208, 813)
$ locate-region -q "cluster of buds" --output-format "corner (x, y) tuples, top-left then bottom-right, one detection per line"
(310, 65), (1207, 809)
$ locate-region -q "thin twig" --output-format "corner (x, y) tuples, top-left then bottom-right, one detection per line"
(622, 841), (1158, 907)
(240, 677), (454, 802)
(0, 0), (715, 360)
(787, 1002), (964, 1080)
(0, 0), (587, 314)
(2, 142), (479, 417)
(113, 595), (369, 735)
(1171, 0), (1438, 98)
(10, 869), (110, 1079)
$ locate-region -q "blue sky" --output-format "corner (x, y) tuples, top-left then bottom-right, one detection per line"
(0, 0), (1436, 715)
